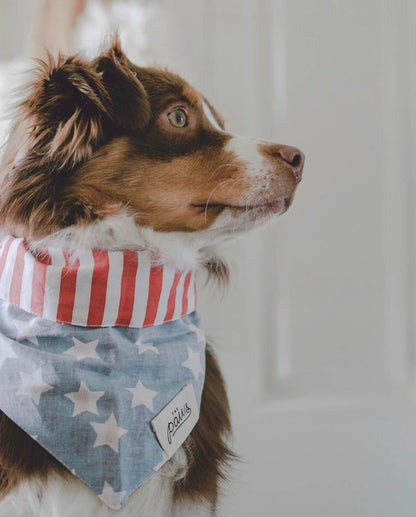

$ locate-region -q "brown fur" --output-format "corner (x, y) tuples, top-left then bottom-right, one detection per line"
(182, 86), (203, 107)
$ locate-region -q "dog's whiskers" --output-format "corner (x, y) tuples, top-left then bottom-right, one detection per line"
(203, 177), (247, 223)
(207, 162), (242, 180)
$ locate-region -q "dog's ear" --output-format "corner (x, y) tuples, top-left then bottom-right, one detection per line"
(0, 41), (152, 237)
(93, 39), (151, 131)
(18, 53), (113, 170)
(13, 41), (151, 171)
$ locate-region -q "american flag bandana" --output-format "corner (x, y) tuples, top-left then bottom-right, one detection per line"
(0, 236), (205, 510)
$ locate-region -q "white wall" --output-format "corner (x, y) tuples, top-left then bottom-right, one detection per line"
(0, 1), (35, 59)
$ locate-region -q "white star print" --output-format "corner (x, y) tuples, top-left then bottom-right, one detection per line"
(182, 347), (203, 380)
(64, 337), (100, 360)
(17, 367), (54, 405)
(91, 413), (128, 453)
(98, 481), (127, 510)
(136, 337), (159, 355)
(188, 323), (205, 344)
(127, 380), (158, 411)
(64, 381), (105, 416)
(13, 318), (48, 346)
(0, 333), (18, 367)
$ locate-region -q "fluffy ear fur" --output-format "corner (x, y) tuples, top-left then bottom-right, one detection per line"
(94, 41), (151, 131)
(0, 42), (151, 238)
(21, 53), (112, 170)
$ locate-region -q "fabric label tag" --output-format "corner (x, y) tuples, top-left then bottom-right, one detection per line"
(151, 384), (199, 458)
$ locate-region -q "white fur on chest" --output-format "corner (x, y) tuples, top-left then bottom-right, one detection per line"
(0, 470), (210, 517)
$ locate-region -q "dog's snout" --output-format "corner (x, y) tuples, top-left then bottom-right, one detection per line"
(262, 143), (305, 180)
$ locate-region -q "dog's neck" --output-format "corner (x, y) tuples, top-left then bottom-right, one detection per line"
(26, 212), (223, 273)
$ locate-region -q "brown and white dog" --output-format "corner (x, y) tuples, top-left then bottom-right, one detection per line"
(0, 39), (304, 517)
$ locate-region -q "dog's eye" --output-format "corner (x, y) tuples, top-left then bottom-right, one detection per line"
(167, 109), (187, 128)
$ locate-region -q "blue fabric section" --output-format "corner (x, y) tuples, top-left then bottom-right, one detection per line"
(0, 300), (205, 509)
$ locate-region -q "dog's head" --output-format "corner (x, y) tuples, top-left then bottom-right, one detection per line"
(0, 39), (304, 269)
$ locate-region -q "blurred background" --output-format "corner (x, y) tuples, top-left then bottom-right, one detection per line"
(0, 1), (415, 516)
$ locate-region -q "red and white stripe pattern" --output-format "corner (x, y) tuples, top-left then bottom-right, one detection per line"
(0, 236), (197, 328)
